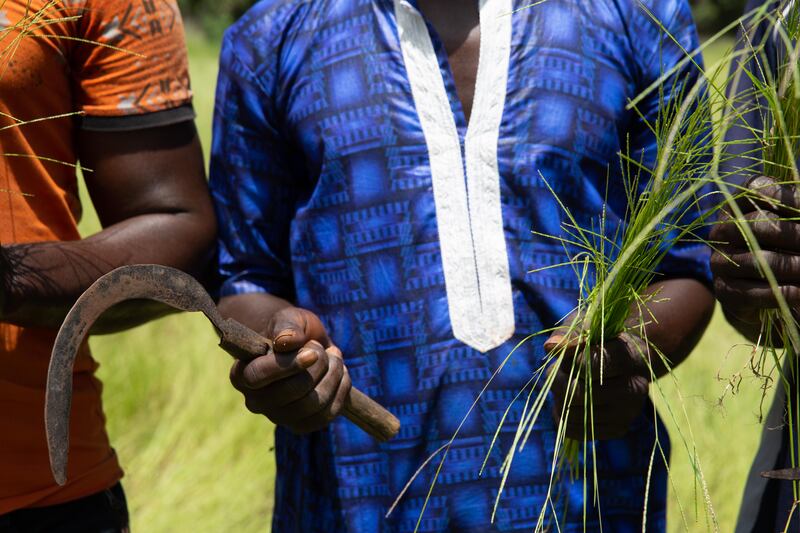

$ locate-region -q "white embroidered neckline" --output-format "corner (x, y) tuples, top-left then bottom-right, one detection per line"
(394, 0), (514, 353)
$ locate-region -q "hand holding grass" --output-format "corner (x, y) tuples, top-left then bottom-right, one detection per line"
(544, 313), (651, 440)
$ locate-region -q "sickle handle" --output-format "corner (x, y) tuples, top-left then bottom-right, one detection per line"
(219, 318), (400, 442)
(761, 468), (800, 480)
(344, 388), (401, 442)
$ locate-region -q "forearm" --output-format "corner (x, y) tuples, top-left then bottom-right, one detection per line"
(632, 278), (715, 378)
(1, 211), (214, 332)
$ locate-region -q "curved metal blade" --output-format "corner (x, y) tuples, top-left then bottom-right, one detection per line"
(46, 264), (223, 485)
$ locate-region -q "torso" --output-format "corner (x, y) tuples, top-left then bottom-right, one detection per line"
(221, 1), (705, 530)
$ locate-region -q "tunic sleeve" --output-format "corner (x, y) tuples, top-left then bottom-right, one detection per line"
(209, 26), (305, 300)
(628, 0), (713, 286)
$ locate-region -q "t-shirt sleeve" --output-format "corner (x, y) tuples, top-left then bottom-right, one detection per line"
(209, 24), (306, 300)
(628, 0), (713, 286)
(72, 0), (194, 130)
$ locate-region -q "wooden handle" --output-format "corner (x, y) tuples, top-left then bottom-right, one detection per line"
(219, 319), (400, 442)
(344, 388), (401, 442)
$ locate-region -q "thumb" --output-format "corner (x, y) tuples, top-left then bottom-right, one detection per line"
(544, 331), (580, 354)
(544, 311), (584, 354)
(269, 307), (330, 352)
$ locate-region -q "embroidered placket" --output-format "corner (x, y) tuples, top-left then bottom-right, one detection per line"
(395, 0), (514, 352)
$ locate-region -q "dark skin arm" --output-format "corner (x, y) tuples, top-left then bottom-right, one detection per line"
(0, 120), (216, 333)
(711, 176), (800, 345)
(545, 278), (715, 439)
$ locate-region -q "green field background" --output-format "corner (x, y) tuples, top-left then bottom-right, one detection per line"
(75, 32), (768, 532)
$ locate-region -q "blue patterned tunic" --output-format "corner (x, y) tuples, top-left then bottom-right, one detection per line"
(209, 1), (711, 531)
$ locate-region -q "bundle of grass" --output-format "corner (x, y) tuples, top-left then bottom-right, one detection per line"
(507, 59), (727, 532)
(387, 8), (769, 531)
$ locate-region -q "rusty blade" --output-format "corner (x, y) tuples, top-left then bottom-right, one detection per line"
(46, 264), (228, 486)
(761, 468), (800, 480)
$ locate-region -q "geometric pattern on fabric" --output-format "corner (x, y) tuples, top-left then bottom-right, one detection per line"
(210, 1), (711, 531)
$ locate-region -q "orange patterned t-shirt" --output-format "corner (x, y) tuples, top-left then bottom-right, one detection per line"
(0, 0), (193, 513)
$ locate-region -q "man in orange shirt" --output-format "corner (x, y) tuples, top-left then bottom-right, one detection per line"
(0, 1), (215, 530)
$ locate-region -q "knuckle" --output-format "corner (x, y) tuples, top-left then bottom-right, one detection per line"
(328, 345), (344, 359)
(775, 253), (800, 277)
(330, 355), (344, 378)
(713, 277), (737, 303)
(229, 362), (243, 388)
(284, 374), (316, 400)
(242, 360), (270, 388)
(709, 252), (726, 273)
(342, 368), (352, 393)
(782, 284), (800, 304)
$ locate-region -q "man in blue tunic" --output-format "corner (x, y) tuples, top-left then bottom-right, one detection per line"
(209, 1), (715, 531)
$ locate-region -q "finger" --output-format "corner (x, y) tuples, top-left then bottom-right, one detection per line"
(229, 347), (318, 391)
(330, 364), (352, 419)
(714, 276), (800, 309)
(712, 211), (800, 253)
(269, 308), (331, 352)
(555, 340), (635, 381)
(290, 360), (352, 434)
(549, 367), (587, 417)
(587, 375), (650, 407)
(737, 175), (800, 218)
(711, 249), (800, 283)
(274, 353), (346, 430)
(544, 311), (586, 352)
(261, 342), (332, 404)
(565, 376), (648, 440)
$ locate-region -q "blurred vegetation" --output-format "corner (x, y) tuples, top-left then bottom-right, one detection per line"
(74, 12), (766, 533)
(691, 0), (748, 34)
(178, 0), (254, 40)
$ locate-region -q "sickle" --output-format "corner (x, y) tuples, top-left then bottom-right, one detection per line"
(46, 264), (400, 485)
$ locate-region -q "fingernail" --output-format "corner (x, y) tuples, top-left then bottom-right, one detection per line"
(274, 329), (296, 348)
(297, 349), (317, 368)
(545, 335), (564, 350)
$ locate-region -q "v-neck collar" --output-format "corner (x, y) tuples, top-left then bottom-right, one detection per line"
(395, 0), (474, 135)
(394, 0), (515, 353)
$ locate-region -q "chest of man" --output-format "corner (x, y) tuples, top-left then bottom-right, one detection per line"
(280, 0), (640, 353)
(283, 1), (636, 195)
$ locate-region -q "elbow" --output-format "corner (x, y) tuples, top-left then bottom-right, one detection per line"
(179, 199), (218, 280)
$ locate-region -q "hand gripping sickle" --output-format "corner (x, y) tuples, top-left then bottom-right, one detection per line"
(45, 264), (401, 485)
